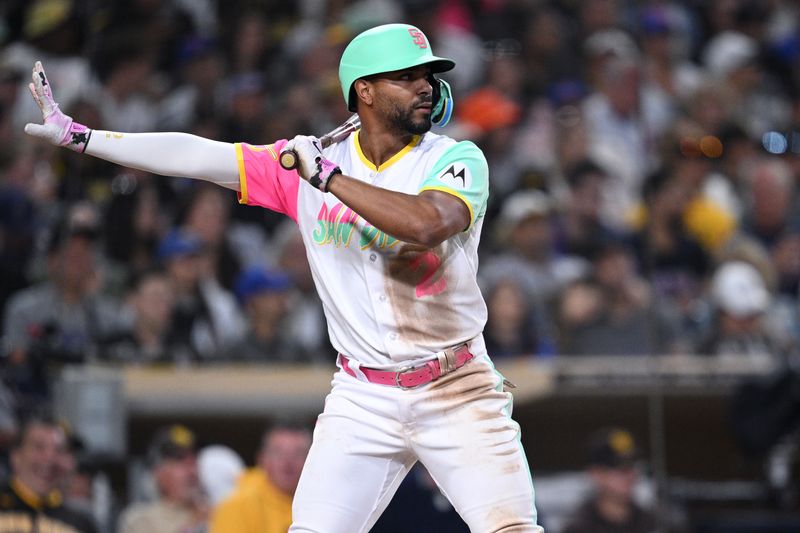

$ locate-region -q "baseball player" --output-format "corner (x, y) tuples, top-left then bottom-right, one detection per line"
(24, 24), (544, 533)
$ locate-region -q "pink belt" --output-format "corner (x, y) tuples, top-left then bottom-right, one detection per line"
(339, 343), (474, 389)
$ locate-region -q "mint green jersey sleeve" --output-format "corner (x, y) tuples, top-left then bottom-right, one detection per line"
(418, 140), (489, 229)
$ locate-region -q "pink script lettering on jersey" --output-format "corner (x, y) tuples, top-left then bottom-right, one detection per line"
(312, 202), (399, 250)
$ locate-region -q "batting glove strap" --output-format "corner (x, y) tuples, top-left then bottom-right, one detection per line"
(309, 158), (342, 192)
(39, 102), (92, 153)
(61, 119), (92, 153)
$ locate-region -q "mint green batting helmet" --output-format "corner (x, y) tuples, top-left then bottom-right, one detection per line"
(339, 23), (456, 112)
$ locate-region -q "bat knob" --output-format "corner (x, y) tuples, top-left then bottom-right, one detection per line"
(279, 149), (299, 170)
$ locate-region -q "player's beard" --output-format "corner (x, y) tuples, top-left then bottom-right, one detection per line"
(386, 99), (432, 135)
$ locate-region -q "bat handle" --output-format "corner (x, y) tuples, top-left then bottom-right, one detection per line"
(279, 135), (333, 171)
(279, 149), (299, 170)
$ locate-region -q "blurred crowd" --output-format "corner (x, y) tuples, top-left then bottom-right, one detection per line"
(0, 407), (678, 533)
(0, 0), (800, 530)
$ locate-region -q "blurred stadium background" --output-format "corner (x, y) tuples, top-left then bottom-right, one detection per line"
(1, 0), (800, 531)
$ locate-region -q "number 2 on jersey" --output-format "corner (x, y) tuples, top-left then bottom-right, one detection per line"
(410, 251), (446, 298)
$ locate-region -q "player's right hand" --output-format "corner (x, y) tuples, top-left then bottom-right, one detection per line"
(23, 61), (92, 152)
(284, 135), (342, 192)
(284, 135), (324, 181)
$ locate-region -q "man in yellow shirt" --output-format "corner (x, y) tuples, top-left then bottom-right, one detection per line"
(210, 423), (311, 533)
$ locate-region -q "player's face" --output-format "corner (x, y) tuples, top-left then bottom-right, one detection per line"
(370, 66), (434, 135)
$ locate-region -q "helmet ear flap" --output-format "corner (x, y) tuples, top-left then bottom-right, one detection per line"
(431, 77), (454, 127)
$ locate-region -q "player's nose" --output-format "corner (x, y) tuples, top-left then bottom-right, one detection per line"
(415, 76), (433, 98)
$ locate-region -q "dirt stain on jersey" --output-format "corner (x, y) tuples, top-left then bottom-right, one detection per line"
(383, 244), (460, 344)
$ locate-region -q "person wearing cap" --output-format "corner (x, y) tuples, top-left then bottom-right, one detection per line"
(118, 424), (207, 533)
(482, 189), (588, 310)
(562, 427), (657, 533)
(158, 228), (244, 361)
(209, 422), (311, 533)
(26, 22), (544, 532)
(0, 409), (98, 532)
(218, 265), (306, 363)
(197, 445), (245, 508)
(699, 260), (788, 360)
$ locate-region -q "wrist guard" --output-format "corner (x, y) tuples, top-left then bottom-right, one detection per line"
(61, 121), (92, 153)
(309, 157), (342, 192)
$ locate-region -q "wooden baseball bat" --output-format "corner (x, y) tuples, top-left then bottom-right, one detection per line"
(279, 114), (361, 170)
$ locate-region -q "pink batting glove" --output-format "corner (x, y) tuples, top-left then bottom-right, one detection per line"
(23, 61), (92, 153)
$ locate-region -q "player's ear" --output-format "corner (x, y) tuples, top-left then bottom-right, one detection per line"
(353, 78), (374, 108)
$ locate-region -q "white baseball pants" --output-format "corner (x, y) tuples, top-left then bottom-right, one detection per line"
(289, 356), (544, 532)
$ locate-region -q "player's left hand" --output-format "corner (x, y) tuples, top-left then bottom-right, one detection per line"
(23, 61), (91, 152)
(285, 135), (342, 192)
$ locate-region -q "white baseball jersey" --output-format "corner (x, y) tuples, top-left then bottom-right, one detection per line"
(234, 130), (489, 368)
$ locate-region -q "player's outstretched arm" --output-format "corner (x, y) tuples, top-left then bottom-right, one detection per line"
(23, 61), (240, 190)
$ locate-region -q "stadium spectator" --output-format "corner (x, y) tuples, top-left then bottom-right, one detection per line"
(561, 427), (657, 533)
(209, 422), (311, 533)
(555, 158), (622, 260)
(59, 426), (115, 533)
(481, 189), (587, 310)
(630, 167), (711, 310)
(103, 177), (171, 289)
(92, 35), (159, 134)
(699, 260), (789, 361)
(0, 409), (97, 532)
(158, 229), (244, 361)
(637, 4), (703, 103)
(178, 183), (241, 291)
(2, 210), (122, 404)
(118, 424), (207, 533)
(2, 1), (800, 528)
(557, 239), (682, 356)
(582, 33), (672, 228)
(483, 277), (548, 359)
(702, 30), (791, 139)
(100, 268), (190, 364)
(740, 157), (800, 297)
(197, 445), (244, 507)
(157, 37), (225, 132)
(219, 265), (302, 363)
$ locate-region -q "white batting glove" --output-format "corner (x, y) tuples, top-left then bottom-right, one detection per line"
(23, 61), (92, 152)
(284, 135), (342, 192)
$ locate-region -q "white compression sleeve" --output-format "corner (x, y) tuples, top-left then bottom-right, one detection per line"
(85, 131), (241, 190)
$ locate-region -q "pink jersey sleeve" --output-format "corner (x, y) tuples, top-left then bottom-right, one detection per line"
(235, 139), (300, 222)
